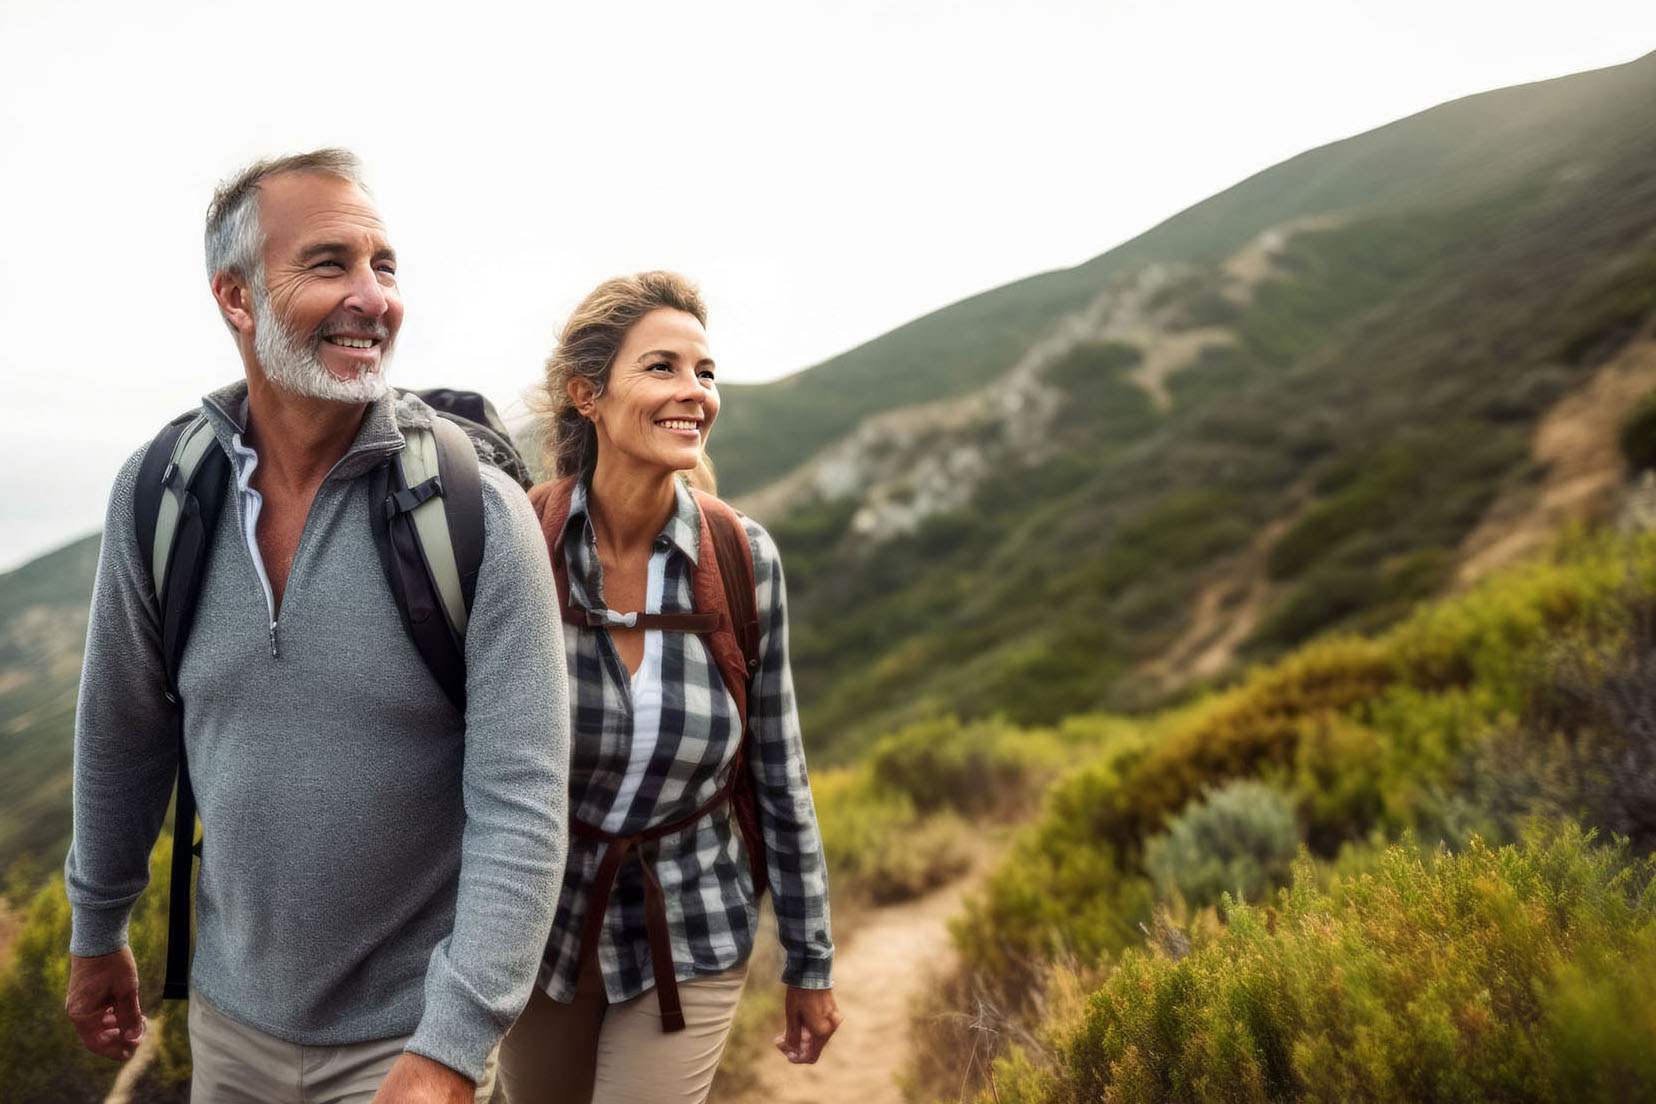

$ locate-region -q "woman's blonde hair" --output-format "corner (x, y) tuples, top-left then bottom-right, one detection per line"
(535, 271), (716, 491)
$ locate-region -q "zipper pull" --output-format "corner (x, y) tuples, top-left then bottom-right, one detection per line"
(269, 621), (280, 659)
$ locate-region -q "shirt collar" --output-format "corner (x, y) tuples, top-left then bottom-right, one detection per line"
(564, 477), (703, 566)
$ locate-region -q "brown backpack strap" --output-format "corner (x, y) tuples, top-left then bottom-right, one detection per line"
(696, 493), (761, 680)
(568, 765), (745, 1033)
(570, 609), (723, 634)
(527, 476), (580, 610)
(690, 492), (770, 902)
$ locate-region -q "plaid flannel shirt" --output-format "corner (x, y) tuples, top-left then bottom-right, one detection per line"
(537, 478), (834, 1003)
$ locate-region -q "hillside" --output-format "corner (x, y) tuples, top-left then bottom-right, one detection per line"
(3, 53), (1656, 880)
(729, 50), (1656, 755)
(709, 51), (1656, 498)
(0, 533), (97, 879)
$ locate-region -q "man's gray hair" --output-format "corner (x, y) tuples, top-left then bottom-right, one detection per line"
(203, 148), (368, 283)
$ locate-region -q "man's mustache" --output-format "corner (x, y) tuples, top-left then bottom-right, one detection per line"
(316, 318), (392, 342)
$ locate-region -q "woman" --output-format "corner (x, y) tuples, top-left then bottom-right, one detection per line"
(501, 272), (841, 1103)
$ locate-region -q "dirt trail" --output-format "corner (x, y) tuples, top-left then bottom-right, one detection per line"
(738, 874), (977, 1104)
(102, 1013), (163, 1104)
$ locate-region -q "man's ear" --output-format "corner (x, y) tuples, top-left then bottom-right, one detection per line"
(211, 271), (255, 336)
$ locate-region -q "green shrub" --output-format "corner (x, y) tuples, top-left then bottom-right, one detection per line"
(811, 767), (972, 907)
(1144, 781), (1299, 909)
(1108, 636), (1395, 855)
(1477, 589), (1656, 852)
(941, 529), (1656, 1094)
(865, 715), (1066, 821)
(1042, 828), (1656, 1104)
(0, 838), (188, 1103)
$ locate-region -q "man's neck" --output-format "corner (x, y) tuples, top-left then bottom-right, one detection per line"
(243, 373), (370, 496)
(587, 459), (677, 558)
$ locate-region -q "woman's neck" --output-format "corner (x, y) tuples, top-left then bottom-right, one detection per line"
(586, 458), (678, 558)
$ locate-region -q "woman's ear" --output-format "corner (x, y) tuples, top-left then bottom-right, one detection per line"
(568, 377), (598, 421)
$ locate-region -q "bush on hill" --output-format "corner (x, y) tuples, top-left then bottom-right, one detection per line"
(915, 529), (1656, 1101)
(985, 828), (1656, 1104)
(864, 715), (1068, 822)
(0, 843), (189, 1104)
(1143, 780), (1299, 910)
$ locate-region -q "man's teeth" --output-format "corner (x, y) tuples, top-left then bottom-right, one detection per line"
(327, 336), (377, 349)
(658, 419), (699, 430)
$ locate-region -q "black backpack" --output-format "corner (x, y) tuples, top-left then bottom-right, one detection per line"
(132, 388), (532, 1000)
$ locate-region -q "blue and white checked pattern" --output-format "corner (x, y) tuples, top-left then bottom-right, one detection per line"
(538, 479), (834, 1003)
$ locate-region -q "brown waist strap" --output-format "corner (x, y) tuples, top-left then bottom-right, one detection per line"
(571, 770), (741, 1033)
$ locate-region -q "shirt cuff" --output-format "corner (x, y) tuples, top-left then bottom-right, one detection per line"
(69, 905), (132, 959)
(404, 985), (500, 1086)
(781, 953), (834, 990)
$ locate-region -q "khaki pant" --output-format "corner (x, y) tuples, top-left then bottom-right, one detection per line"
(188, 991), (499, 1104)
(498, 963), (747, 1104)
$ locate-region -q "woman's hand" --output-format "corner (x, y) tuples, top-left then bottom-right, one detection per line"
(775, 986), (843, 1064)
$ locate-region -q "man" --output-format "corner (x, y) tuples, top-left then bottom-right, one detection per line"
(62, 149), (569, 1103)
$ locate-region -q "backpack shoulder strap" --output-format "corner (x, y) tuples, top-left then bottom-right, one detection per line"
(134, 411), (231, 689)
(134, 410), (230, 1004)
(689, 490), (769, 899)
(693, 492), (761, 682)
(368, 417), (484, 710)
(528, 475), (580, 616)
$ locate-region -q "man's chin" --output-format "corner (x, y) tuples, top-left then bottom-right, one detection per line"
(266, 361), (391, 404)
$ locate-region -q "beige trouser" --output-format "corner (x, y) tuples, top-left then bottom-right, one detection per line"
(498, 962), (748, 1104)
(188, 991), (499, 1104)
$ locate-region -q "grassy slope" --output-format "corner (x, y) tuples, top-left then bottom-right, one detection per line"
(710, 51), (1656, 497)
(0, 534), (99, 875)
(773, 55), (1656, 756)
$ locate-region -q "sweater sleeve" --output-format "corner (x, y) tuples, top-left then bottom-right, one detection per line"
(404, 466), (571, 1082)
(742, 518), (835, 989)
(65, 450), (182, 957)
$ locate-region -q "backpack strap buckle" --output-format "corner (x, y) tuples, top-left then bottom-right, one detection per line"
(385, 475), (444, 518)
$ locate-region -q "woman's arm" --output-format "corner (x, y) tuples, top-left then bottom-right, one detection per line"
(741, 518), (836, 989)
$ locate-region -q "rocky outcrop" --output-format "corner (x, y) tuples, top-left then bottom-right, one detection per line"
(736, 221), (1338, 543)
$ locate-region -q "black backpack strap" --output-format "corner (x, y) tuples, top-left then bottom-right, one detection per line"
(369, 417), (486, 711)
(135, 411), (231, 1002)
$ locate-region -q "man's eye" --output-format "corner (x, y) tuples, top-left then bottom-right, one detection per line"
(698, 370), (716, 382)
(647, 362), (671, 372)
(312, 260), (344, 270)
(377, 265), (397, 277)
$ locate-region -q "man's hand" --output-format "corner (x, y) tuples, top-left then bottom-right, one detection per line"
(65, 948), (146, 1060)
(370, 1052), (475, 1104)
(775, 985), (843, 1064)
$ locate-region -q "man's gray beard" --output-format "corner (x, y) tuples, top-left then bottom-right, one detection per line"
(251, 282), (392, 404)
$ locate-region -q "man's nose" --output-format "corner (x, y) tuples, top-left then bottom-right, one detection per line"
(344, 265), (390, 318)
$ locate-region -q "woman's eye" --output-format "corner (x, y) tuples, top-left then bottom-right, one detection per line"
(698, 370), (716, 382)
(647, 362), (671, 372)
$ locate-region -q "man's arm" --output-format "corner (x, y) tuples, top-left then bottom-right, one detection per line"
(400, 467), (570, 1085)
(64, 451), (182, 1056)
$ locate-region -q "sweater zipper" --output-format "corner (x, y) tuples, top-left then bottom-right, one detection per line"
(230, 431), (403, 663)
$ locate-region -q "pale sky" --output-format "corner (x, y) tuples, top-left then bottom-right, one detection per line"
(3, 0), (1653, 571)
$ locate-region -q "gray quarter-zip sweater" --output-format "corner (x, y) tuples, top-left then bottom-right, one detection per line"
(65, 382), (569, 1082)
